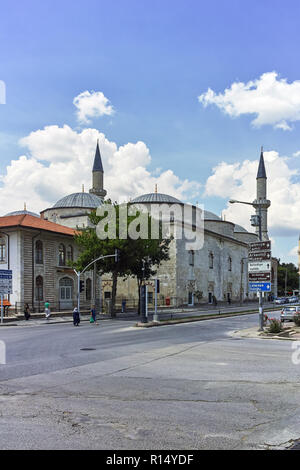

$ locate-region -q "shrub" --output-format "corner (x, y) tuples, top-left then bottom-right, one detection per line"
(267, 318), (282, 334)
(293, 315), (300, 327)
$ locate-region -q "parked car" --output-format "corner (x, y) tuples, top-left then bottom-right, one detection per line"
(288, 296), (299, 304)
(275, 297), (287, 305)
(280, 306), (300, 322)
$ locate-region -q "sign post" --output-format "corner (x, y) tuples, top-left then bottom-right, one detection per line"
(0, 270), (13, 324)
(248, 242), (272, 331)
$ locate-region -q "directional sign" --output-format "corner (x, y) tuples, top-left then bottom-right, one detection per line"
(249, 241), (271, 252)
(0, 270), (13, 295)
(248, 251), (271, 261)
(248, 261), (271, 273)
(249, 282), (271, 292)
(249, 272), (271, 282)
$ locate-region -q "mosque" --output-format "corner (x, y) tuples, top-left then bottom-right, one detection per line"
(0, 143), (278, 312)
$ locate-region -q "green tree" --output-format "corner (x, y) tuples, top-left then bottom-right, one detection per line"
(277, 261), (299, 296)
(73, 200), (171, 315)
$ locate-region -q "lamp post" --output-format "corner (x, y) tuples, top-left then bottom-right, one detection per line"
(74, 250), (120, 314)
(229, 199), (265, 331)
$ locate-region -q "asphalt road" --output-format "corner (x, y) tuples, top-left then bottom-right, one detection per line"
(0, 310), (299, 450)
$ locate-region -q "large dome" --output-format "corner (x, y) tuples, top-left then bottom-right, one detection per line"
(53, 192), (103, 209)
(6, 210), (40, 218)
(203, 210), (221, 220)
(234, 224), (248, 233)
(131, 192), (182, 204)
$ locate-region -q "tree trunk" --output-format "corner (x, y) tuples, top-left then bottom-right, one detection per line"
(137, 278), (142, 315)
(111, 271), (118, 318)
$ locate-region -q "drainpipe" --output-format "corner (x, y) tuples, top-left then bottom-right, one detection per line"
(32, 231), (41, 312)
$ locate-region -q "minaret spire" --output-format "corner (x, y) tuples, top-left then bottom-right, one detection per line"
(253, 146), (271, 241)
(89, 140), (107, 199)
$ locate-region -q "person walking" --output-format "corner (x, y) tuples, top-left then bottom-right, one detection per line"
(24, 303), (31, 321)
(45, 301), (51, 320)
(73, 307), (80, 326)
(90, 305), (97, 324)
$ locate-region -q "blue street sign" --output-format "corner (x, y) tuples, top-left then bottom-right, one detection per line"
(249, 282), (271, 292)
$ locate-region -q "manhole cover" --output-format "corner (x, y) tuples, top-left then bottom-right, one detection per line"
(80, 348), (96, 351)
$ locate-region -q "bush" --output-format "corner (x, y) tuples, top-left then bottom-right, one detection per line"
(293, 315), (300, 327)
(267, 318), (282, 334)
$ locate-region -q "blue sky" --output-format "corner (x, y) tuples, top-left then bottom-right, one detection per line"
(1, 0), (300, 264)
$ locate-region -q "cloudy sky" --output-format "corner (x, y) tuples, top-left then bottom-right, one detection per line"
(0, 0), (300, 264)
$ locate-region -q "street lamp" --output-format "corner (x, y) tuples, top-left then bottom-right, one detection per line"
(229, 199), (265, 330)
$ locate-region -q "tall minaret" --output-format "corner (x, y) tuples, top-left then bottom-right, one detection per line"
(252, 147), (271, 241)
(89, 140), (107, 199)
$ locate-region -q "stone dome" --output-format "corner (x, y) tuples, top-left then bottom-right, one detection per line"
(131, 193), (182, 204)
(203, 210), (221, 221)
(6, 210), (40, 218)
(234, 224), (248, 233)
(53, 192), (103, 209)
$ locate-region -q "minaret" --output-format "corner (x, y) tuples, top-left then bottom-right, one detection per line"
(252, 147), (271, 241)
(89, 140), (107, 199)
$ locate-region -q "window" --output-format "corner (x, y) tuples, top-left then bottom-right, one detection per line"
(35, 276), (44, 301)
(189, 250), (195, 266)
(209, 252), (214, 269)
(104, 291), (111, 299)
(59, 244), (66, 266)
(67, 245), (73, 263)
(35, 240), (43, 264)
(148, 291), (153, 304)
(86, 278), (92, 301)
(0, 236), (6, 262)
(228, 256), (232, 272)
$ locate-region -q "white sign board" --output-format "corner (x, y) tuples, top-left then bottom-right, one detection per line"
(248, 261), (271, 273)
(0, 270), (13, 295)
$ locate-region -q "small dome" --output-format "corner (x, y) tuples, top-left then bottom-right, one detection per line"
(6, 210), (40, 218)
(203, 210), (221, 221)
(53, 192), (103, 209)
(131, 193), (182, 204)
(234, 224), (248, 233)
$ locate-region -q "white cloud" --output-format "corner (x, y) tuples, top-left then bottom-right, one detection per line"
(205, 150), (300, 237)
(0, 125), (201, 216)
(293, 151), (300, 157)
(288, 245), (299, 258)
(198, 72), (300, 130)
(73, 91), (114, 124)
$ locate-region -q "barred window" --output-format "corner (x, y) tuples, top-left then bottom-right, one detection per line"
(209, 252), (214, 269)
(36, 276), (44, 301)
(35, 240), (43, 264)
(59, 244), (66, 266)
(0, 237), (6, 262)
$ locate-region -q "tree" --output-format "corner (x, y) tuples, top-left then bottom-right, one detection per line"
(73, 200), (171, 315)
(277, 260), (299, 296)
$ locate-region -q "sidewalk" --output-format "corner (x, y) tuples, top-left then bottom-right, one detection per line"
(0, 301), (281, 326)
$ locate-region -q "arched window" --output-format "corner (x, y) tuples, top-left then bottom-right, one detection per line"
(59, 244), (66, 266)
(209, 252), (214, 269)
(67, 245), (73, 263)
(86, 278), (92, 301)
(0, 236), (6, 262)
(228, 256), (232, 272)
(35, 240), (43, 264)
(35, 276), (44, 301)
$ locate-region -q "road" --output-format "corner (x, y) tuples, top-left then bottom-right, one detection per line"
(0, 310), (299, 450)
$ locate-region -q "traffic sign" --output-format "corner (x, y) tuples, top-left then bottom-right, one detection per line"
(249, 241), (271, 252)
(248, 251), (271, 261)
(248, 261), (271, 273)
(0, 269), (13, 295)
(249, 282), (271, 292)
(249, 272), (271, 282)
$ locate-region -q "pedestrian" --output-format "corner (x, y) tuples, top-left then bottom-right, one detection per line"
(90, 305), (97, 324)
(212, 295), (217, 306)
(73, 307), (80, 326)
(24, 303), (31, 321)
(44, 300), (51, 320)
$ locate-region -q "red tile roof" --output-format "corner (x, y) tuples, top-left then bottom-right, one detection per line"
(0, 214), (76, 236)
